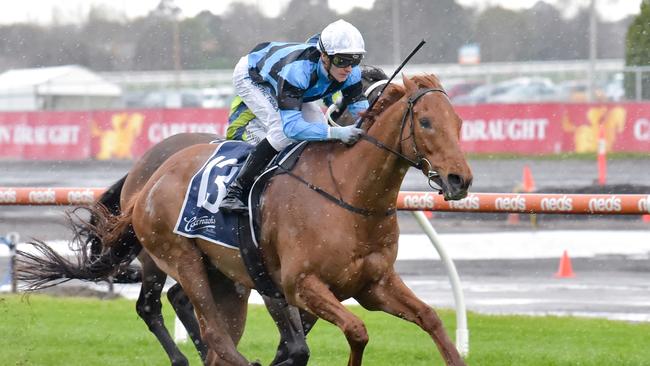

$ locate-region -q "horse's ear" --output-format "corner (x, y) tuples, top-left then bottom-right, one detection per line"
(402, 73), (417, 92)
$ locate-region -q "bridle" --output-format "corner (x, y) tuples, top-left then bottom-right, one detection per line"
(360, 87), (448, 190)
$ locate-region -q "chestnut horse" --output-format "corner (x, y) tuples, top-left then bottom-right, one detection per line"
(18, 65), (390, 366)
(20, 73), (472, 365)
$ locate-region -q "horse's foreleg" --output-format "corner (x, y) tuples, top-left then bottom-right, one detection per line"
(294, 274), (368, 366)
(136, 258), (189, 366)
(355, 270), (466, 366)
(262, 296), (310, 366)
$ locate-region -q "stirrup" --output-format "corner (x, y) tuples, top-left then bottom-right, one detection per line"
(219, 196), (249, 214)
(219, 188), (249, 214)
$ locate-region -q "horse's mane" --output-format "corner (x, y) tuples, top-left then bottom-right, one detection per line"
(361, 73), (444, 126)
(361, 83), (405, 124)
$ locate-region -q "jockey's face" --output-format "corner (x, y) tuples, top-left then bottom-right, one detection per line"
(321, 54), (353, 83)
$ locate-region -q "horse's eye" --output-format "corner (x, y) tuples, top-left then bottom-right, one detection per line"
(419, 117), (432, 129)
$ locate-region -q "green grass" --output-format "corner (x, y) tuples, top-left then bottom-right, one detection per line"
(2, 294), (650, 365)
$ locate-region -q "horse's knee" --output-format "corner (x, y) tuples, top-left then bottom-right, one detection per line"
(286, 342), (310, 366)
(343, 319), (369, 349)
(135, 296), (162, 321)
(167, 283), (191, 308)
(419, 306), (444, 332)
(170, 356), (190, 366)
(272, 340), (310, 366)
(203, 329), (241, 361)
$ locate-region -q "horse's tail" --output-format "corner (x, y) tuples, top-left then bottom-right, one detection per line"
(16, 197), (142, 291)
(86, 175), (142, 284)
(89, 174), (127, 256)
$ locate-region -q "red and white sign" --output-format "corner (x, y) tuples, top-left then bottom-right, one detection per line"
(0, 111), (91, 159)
(1, 103), (649, 160)
(456, 102), (650, 154)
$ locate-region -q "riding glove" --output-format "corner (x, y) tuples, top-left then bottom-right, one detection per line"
(328, 125), (365, 144)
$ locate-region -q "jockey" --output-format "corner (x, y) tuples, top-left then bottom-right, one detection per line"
(220, 19), (369, 214)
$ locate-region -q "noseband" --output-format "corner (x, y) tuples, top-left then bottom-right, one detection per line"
(361, 87), (447, 186)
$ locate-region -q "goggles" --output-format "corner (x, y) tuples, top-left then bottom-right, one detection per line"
(329, 53), (363, 68)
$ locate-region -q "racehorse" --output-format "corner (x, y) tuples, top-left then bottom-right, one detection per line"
(18, 73), (471, 365)
(19, 67), (391, 366)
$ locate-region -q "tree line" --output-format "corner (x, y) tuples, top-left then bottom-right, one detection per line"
(0, 0), (641, 72)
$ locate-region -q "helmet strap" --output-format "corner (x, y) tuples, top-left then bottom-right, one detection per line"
(321, 53), (335, 81)
(318, 37), (336, 81)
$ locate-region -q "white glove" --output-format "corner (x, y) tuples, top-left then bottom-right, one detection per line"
(328, 125), (364, 144)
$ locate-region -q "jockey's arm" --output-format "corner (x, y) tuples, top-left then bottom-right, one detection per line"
(278, 82), (329, 141)
(280, 109), (329, 141)
(277, 67), (366, 142)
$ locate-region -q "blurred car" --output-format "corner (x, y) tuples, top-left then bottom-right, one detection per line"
(121, 91), (149, 108)
(489, 77), (559, 103)
(453, 77), (559, 104)
(444, 80), (484, 100)
(605, 73), (624, 102)
(141, 89), (203, 108)
(202, 86), (234, 108)
(556, 80), (607, 103)
(452, 77), (528, 104)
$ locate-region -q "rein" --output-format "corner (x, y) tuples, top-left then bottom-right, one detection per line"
(278, 168), (396, 217)
(277, 86), (447, 217)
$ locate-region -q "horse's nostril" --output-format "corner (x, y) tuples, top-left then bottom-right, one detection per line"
(448, 174), (462, 189)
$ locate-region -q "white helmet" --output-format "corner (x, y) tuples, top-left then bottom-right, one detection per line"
(318, 19), (365, 55)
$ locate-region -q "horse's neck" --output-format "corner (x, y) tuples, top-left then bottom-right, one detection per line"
(336, 102), (411, 210)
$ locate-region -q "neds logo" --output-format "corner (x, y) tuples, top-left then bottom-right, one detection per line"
(588, 196), (621, 212)
(0, 189), (17, 203)
(541, 196), (573, 211)
(404, 194), (435, 209)
(449, 195), (480, 210)
(638, 195), (650, 213)
(68, 190), (95, 204)
(495, 195), (526, 211)
(29, 189), (56, 204)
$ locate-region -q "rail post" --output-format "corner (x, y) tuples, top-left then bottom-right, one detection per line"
(1, 232), (20, 293)
(411, 211), (469, 356)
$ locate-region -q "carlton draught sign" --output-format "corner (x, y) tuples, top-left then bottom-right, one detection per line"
(1, 104), (649, 159)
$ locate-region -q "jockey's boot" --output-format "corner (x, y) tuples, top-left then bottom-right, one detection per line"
(219, 138), (277, 214)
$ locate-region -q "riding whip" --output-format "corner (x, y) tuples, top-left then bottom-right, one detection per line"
(355, 39), (427, 128)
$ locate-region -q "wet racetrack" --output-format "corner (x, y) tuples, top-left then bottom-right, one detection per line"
(1, 158), (649, 322)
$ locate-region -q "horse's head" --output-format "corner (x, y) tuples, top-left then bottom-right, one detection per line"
(401, 74), (473, 200)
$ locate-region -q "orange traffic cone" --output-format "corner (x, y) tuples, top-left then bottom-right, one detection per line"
(507, 213), (520, 225)
(522, 165), (536, 193)
(424, 211), (433, 219)
(554, 250), (575, 278)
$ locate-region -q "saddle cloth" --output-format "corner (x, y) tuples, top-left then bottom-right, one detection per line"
(173, 141), (253, 248)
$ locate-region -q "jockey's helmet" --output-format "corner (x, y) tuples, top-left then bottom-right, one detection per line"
(318, 19), (365, 57)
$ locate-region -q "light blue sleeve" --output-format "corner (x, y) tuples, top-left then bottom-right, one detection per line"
(280, 110), (329, 141)
(346, 100), (369, 119)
